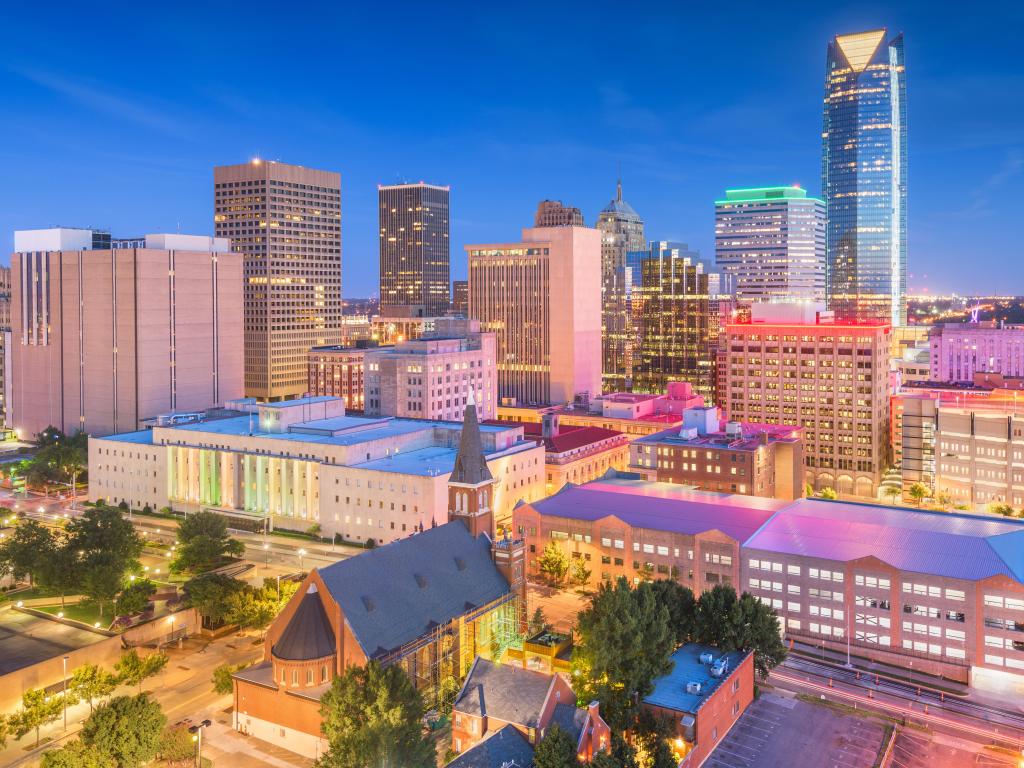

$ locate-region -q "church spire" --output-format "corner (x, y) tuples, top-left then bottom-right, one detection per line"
(616, 163), (622, 202)
(450, 396), (493, 486)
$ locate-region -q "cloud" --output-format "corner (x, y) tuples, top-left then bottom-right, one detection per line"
(949, 149), (1023, 220)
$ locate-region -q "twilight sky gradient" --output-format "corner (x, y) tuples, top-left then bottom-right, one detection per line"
(2, 1), (1022, 296)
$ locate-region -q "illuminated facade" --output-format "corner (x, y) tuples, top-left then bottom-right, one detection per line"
(595, 180), (646, 392)
(307, 345), (369, 408)
(214, 160), (342, 401)
(379, 183), (450, 317)
(534, 199), (584, 227)
(823, 29), (907, 325)
(714, 186), (825, 304)
(929, 322), (1024, 383)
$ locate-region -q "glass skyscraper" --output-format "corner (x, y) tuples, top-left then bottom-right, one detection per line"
(822, 29), (907, 326)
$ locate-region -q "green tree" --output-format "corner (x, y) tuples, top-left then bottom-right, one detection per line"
(212, 662), (250, 695)
(537, 541), (569, 586)
(226, 586), (277, 635)
(70, 664), (119, 714)
(0, 713), (8, 748)
(632, 708), (677, 768)
(9, 688), (63, 748)
(172, 511), (244, 573)
(533, 722), (576, 768)
(115, 579), (156, 616)
(528, 606), (547, 635)
(158, 725), (196, 765)
(183, 572), (247, 625)
(80, 694), (167, 768)
(885, 485), (901, 506)
(115, 650), (168, 693)
(66, 505), (142, 578)
(990, 502), (1016, 517)
(935, 491), (953, 511)
(0, 519), (55, 585)
(693, 584), (787, 679)
(648, 579), (697, 645)
(81, 563), (124, 618)
(571, 577), (674, 731)
(437, 674), (461, 717)
(818, 486), (837, 500)
(37, 538), (81, 608)
(317, 661), (434, 768)
(571, 556), (592, 586)
(41, 740), (116, 768)
(908, 482), (929, 507)
(589, 751), (624, 768)
(803, 482), (814, 499)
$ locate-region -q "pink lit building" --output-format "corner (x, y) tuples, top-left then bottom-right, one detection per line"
(930, 322), (1024, 383)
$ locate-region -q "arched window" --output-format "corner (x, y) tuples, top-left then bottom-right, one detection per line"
(454, 493), (462, 512)
(321, 664), (329, 683)
(306, 668), (314, 686)
(291, 669), (298, 686)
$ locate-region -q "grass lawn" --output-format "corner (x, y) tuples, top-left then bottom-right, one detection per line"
(0, 585), (59, 603)
(37, 601), (110, 628)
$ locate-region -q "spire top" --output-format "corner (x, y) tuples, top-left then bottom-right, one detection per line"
(616, 162), (622, 202)
(450, 397), (493, 486)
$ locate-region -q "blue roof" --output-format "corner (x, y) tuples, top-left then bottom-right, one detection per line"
(353, 446), (459, 478)
(644, 644), (750, 715)
(744, 498), (1024, 582)
(259, 395), (338, 409)
(102, 430), (153, 444)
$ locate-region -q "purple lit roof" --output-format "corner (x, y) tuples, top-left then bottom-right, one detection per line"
(529, 481), (787, 543)
(744, 499), (1024, 582)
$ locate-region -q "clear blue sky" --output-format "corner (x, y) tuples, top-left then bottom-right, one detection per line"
(2, 1), (1022, 296)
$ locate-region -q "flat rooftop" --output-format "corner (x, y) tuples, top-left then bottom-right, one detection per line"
(636, 424), (802, 451)
(0, 610), (110, 675)
(645, 643), (750, 714)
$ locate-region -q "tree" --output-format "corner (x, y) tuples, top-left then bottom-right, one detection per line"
(212, 662), (250, 695)
(537, 542), (569, 586)
(589, 751), (624, 768)
(183, 572), (247, 625)
(571, 577), (674, 731)
(803, 482), (814, 499)
(632, 708), (677, 768)
(71, 664), (119, 714)
(80, 694), (167, 768)
(0, 519), (55, 585)
(885, 485), (901, 506)
(935, 491), (953, 511)
(570, 556), (592, 587)
(437, 674), (461, 717)
(66, 505), (142, 577)
(907, 482), (929, 508)
(818, 487), (837, 500)
(41, 740), (115, 768)
(528, 606), (547, 635)
(172, 510), (244, 573)
(81, 563), (124, 618)
(38, 539), (81, 608)
(115, 579), (156, 616)
(648, 579), (697, 645)
(990, 502), (1016, 517)
(693, 585), (787, 679)
(115, 650), (168, 693)
(317, 661), (434, 768)
(9, 688), (63, 748)
(158, 725), (196, 766)
(226, 585), (277, 635)
(533, 723), (576, 768)
(0, 713), (8, 748)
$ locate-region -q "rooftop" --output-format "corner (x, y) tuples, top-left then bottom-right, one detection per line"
(716, 186), (822, 206)
(635, 423), (802, 451)
(454, 658), (555, 728)
(644, 644), (750, 714)
(490, 421), (626, 455)
(445, 725), (534, 768)
(0, 610), (113, 676)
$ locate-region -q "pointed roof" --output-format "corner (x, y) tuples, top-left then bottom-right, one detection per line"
(450, 399), (494, 486)
(599, 177), (641, 220)
(836, 29), (886, 73)
(272, 584), (336, 661)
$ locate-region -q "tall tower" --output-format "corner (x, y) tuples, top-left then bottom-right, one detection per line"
(823, 29), (907, 325)
(448, 393), (497, 539)
(214, 160), (343, 401)
(379, 182), (450, 318)
(595, 180), (645, 392)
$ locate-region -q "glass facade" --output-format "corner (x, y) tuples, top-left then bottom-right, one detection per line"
(822, 29), (907, 326)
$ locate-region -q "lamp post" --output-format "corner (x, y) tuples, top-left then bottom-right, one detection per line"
(189, 719), (211, 767)
(263, 542), (270, 566)
(62, 655), (69, 730)
(298, 548), (306, 571)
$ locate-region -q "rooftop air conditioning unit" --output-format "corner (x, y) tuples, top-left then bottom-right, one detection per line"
(699, 652), (714, 665)
(685, 681), (702, 695)
(711, 659), (729, 678)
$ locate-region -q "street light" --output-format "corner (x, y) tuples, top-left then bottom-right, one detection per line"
(62, 655), (69, 730)
(263, 542), (270, 566)
(188, 719), (211, 767)
(298, 548), (306, 571)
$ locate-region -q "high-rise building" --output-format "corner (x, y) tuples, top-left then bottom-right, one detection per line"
(0, 265), (10, 429)
(595, 180), (645, 392)
(630, 242), (716, 400)
(467, 226), (601, 406)
(451, 279), (469, 316)
(929, 322), (1024, 383)
(214, 160), (342, 401)
(12, 230), (243, 437)
(379, 182), (450, 317)
(714, 186), (825, 304)
(533, 199), (584, 228)
(723, 303), (891, 497)
(823, 29), (907, 325)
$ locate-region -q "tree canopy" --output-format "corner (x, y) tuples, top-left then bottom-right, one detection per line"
(0, 519), (55, 584)
(172, 511), (244, 573)
(533, 723), (577, 768)
(317, 661), (434, 768)
(41, 740), (116, 768)
(71, 663), (119, 714)
(537, 541), (570, 586)
(115, 650), (168, 693)
(692, 584), (787, 679)
(9, 688), (64, 748)
(80, 694), (167, 768)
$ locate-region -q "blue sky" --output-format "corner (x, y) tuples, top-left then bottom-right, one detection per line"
(2, 1), (1022, 296)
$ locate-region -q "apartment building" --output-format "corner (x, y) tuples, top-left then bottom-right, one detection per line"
(723, 303), (890, 497)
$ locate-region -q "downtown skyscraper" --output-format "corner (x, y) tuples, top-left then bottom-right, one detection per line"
(215, 160), (342, 401)
(379, 182), (450, 318)
(822, 29), (907, 326)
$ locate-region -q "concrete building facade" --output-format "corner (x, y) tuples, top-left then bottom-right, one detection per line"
(929, 322), (1024, 383)
(533, 199), (584, 228)
(214, 160), (342, 401)
(12, 230), (243, 438)
(307, 344), (371, 409)
(379, 183), (450, 317)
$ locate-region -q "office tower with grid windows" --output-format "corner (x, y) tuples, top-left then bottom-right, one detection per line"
(379, 182), (450, 318)
(714, 186), (825, 304)
(823, 29), (907, 325)
(534, 199), (585, 227)
(214, 160), (342, 401)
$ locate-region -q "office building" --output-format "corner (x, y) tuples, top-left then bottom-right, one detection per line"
(364, 320), (497, 421)
(12, 230), (242, 437)
(307, 343), (373, 409)
(595, 180), (646, 392)
(630, 406), (804, 500)
(723, 303), (891, 497)
(630, 241), (716, 400)
(379, 182), (450, 317)
(0, 266), (10, 429)
(467, 225), (602, 406)
(714, 186), (825, 304)
(89, 395), (544, 541)
(451, 279), (469, 316)
(533, 199), (584, 228)
(929, 322), (1024, 383)
(823, 29), (907, 325)
(214, 160), (342, 401)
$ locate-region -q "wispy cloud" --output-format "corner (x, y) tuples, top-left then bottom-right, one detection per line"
(12, 68), (196, 140)
(949, 149), (1023, 220)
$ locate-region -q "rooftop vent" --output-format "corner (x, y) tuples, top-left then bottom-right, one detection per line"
(454, 557), (467, 571)
(699, 652), (714, 665)
(414, 573), (428, 588)
(685, 681), (702, 695)
(361, 596), (375, 612)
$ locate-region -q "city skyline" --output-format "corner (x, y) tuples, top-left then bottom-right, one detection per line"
(2, 3), (1022, 297)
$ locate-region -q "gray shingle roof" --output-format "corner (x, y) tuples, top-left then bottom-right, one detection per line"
(446, 725), (534, 768)
(450, 402), (493, 485)
(549, 703), (587, 744)
(454, 658), (554, 728)
(272, 586), (336, 661)
(317, 522), (511, 658)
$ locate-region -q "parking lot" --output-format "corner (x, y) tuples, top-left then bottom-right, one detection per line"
(890, 729), (1016, 768)
(704, 691), (885, 768)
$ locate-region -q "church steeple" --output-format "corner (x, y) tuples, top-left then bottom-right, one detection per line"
(448, 393), (496, 539)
